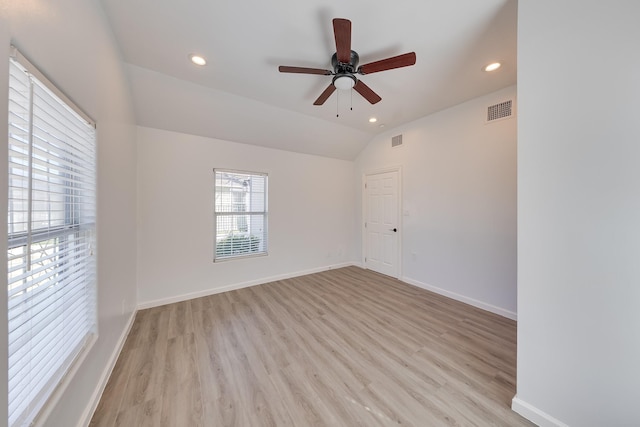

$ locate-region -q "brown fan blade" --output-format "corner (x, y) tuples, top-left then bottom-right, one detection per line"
(333, 18), (352, 63)
(358, 52), (417, 75)
(279, 66), (332, 75)
(354, 80), (382, 104)
(313, 84), (337, 105)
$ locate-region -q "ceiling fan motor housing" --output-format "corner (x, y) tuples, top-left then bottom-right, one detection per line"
(331, 50), (359, 74)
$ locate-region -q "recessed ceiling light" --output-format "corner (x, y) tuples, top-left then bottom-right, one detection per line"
(189, 54), (207, 66)
(369, 117), (378, 123)
(483, 62), (501, 72)
(379, 124), (385, 128)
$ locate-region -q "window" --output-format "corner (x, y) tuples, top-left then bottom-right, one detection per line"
(7, 48), (97, 427)
(214, 169), (268, 260)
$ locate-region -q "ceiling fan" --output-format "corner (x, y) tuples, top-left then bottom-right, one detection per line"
(279, 18), (417, 106)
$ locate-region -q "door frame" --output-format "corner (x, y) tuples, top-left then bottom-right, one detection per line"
(362, 166), (402, 279)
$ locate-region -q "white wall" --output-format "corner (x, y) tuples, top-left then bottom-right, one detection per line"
(355, 86), (517, 318)
(515, 1), (640, 426)
(136, 126), (356, 306)
(0, 1), (138, 426)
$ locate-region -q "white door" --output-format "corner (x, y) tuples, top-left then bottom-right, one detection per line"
(364, 170), (399, 278)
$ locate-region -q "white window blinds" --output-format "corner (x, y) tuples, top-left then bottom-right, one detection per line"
(7, 50), (97, 427)
(214, 169), (268, 260)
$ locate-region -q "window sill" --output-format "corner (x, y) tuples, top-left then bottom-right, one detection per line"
(213, 251), (269, 263)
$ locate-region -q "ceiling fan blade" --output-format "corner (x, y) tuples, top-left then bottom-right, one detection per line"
(313, 84), (337, 105)
(279, 66), (332, 75)
(333, 18), (352, 63)
(354, 80), (382, 104)
(358, 52), (417, 75)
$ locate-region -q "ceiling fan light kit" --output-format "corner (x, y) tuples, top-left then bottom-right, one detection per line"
(279, 18), (416, 107)
(333, 74), (356, 90)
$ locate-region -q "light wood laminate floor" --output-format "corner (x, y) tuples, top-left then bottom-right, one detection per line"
(90, 267), (534, 426)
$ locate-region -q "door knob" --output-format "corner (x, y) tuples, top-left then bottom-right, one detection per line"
(390, 228), (397, 232)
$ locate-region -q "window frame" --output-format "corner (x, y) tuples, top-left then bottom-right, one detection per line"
(213, 168), (268, 262)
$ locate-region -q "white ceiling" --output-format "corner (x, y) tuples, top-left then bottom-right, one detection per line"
(100, 0), (517, 160)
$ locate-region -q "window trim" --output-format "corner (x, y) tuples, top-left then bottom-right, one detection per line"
(213, 168), (268, 262)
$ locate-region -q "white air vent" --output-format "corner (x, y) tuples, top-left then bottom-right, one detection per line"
(391, 134), (403, 148)
(486, 100), (513, 123)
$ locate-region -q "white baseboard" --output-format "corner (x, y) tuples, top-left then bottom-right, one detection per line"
(401, 276), (517, 320)
(137, 262), (357, 310)
(77, 309), (137, 427)
(512, 395), (569, 427)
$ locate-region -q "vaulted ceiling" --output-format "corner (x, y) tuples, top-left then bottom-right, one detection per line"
(100, 0), (517, 160)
